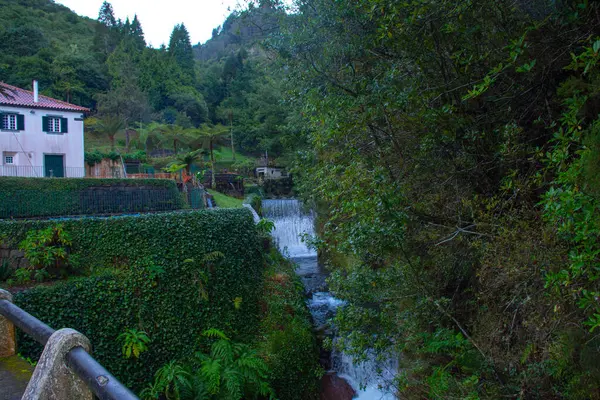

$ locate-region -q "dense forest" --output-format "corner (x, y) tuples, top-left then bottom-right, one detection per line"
(0, 0), (288, 162)
(274, 0), (600, 398)
(2, 0), (600, 398)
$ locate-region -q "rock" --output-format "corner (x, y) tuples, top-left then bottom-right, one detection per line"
(320, 373), (356, 400)
(17, 258), (29, 270)
(8, 251), (23, 259)
(319, 348), (332, 370)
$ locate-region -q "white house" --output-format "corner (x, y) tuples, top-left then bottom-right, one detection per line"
(0, 81), (89, 178)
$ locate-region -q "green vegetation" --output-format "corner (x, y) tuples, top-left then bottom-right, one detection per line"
(16, 224), (75, 283)
(6, 209), (264, 392)
(0, 0), (283, 176)
(138, 246), (320, 400)
(244, 193), (263, 217)
(0, 177), (186, 218)
(118, 329), (151, 359)
(259, 248), (321, 400)
(274, 0), (600, 398)
(8, 0), (600, 398)
(207, 189), (243, 209)
(1, 208), (320, 399)
(142, 328), (274, 400)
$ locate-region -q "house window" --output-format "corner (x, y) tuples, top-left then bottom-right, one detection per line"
(43, 116), (68, 134)
(1, 113), (24, 131)
(48, 117), (61, 133)
(3, 114), (16, 130)
(4, 155), (14, 164)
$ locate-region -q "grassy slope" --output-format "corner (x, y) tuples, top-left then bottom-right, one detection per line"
(208, 189), (243, 208)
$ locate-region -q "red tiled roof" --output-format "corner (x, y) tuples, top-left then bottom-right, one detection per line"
(0, 82), (90, 113)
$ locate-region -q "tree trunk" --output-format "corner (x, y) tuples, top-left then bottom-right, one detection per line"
(230, 111), (235, 161)
(110, 135), (115, 151)
(125, 130), (130, 152)
(210, 139), (216, 189)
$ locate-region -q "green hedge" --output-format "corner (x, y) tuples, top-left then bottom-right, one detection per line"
(4, 209), (264, 393)
(0, 177), (187, 218)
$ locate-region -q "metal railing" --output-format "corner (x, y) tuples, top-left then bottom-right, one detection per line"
(0, 166), (86, 178)
(0, 295), (138, 399)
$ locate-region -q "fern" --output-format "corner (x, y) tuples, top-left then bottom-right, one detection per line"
(203, 328), (229, 340)
(146, 329), (274, 400)
(201, 251), (225, 263)
(142, 361), (193, 400)
(117, 328), (151, 359)
(201, 358), (222, 394)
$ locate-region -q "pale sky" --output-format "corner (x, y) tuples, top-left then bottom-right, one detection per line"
(56, 0), (243, 47)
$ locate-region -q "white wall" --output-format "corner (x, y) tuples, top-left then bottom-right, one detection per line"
(256, 167), (286, 179)
(0, 106), (85, 177)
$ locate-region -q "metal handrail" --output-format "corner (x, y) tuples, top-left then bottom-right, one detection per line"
(0, 299), (138, 400)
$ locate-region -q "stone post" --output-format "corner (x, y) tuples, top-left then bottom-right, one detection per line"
(22, 328), (93, 400)
(0, 288), (16, 358)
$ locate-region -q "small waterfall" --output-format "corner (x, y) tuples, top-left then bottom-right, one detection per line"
(262, 199), (316, 258)
(262, 199), (397, 400)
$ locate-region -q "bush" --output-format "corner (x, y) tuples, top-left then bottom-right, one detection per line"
(258, 249), (321, 399)
(7, 209), (264, 393)
(0, 177), (187, 218)
(262, 178), (293, 197)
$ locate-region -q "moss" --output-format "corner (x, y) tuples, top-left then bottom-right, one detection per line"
(0, 355), (34, 386)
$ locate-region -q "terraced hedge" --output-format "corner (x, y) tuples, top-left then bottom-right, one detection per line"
(0, 177), (187, 219)
(1, 209), (263, 392)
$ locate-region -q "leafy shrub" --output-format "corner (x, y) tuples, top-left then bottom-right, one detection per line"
(14, 268), (31, 285)
(18, 224), (73, 280)
(84, 150), (104, 166)
(256, 219), (275, 236)
(261, 178), (293, 197)
(258, 249), (321, 400)
(244, 193), (263, 217)
(0, 259), (12, 281)
(118, 329), (151, 359)
(142, 328), (274, 400)
(122, 151), (148, 163)
(0, 177), (187, 218)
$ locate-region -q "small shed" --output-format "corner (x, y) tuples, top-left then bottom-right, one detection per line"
(255, 167), (288, 181)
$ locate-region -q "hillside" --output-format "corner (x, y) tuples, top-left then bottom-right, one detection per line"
(0, 0), (289, 162)
(0, 0), (105, 107)
(193, 3), (283, 62)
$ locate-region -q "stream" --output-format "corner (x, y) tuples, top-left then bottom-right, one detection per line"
(262, 199), (397, 400)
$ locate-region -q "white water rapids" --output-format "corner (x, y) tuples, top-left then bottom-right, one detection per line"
(262, 199), (397, 400)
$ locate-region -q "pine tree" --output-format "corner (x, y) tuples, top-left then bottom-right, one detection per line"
(98, 1), (117, 28)
(122, 17), (131, 35)
(168, 24), (195, 78)
(129, 15), (146, 50)
(95, 1), (120, 58)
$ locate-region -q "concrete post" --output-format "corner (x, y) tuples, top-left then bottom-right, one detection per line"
(0, 289), (16, 358)
(22, 328), (93, 400)
(243, 204), (261, 223)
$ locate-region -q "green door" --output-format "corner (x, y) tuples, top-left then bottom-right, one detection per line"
(44, 155), (64, 178)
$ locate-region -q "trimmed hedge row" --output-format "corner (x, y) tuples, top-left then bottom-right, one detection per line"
(2, 209), (264, 392)
(0, 177), (187, 218)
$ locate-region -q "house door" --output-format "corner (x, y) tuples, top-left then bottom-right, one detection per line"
(44, 155), (65, 177)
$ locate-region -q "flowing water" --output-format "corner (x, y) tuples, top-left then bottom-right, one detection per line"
(262, 199), (397, 400)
